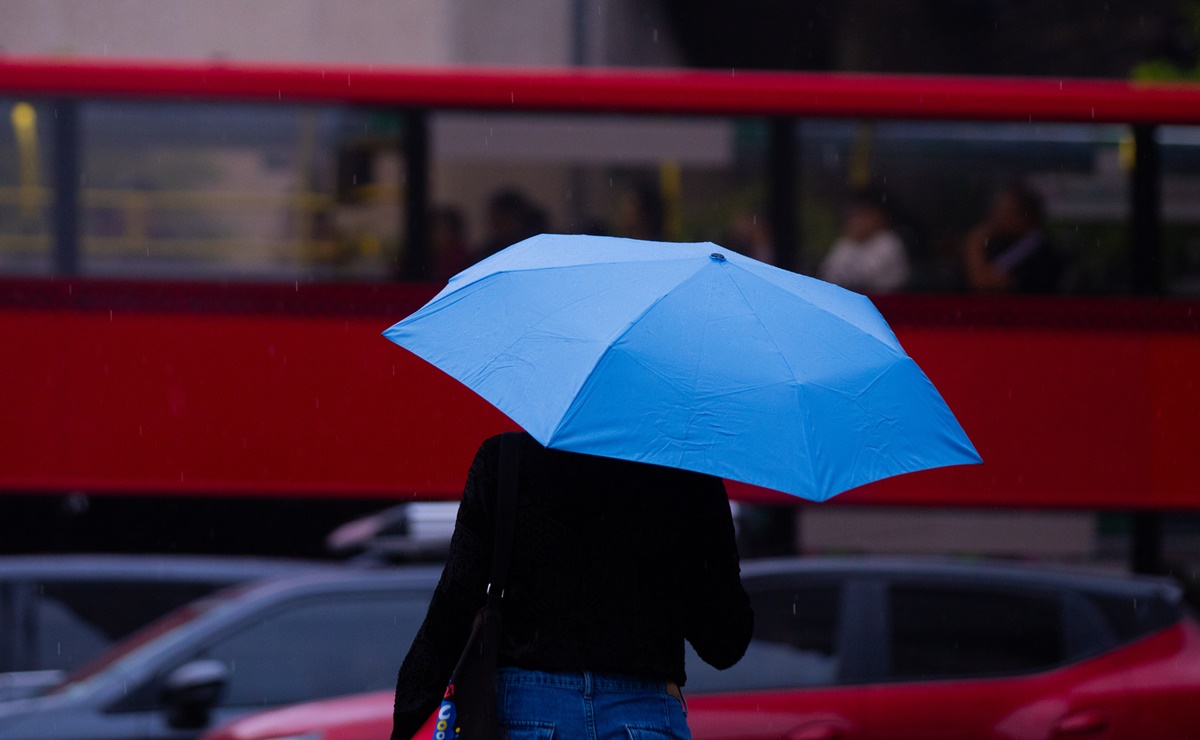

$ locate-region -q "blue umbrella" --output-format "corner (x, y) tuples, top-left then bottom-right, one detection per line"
(384, 234), (980, 501)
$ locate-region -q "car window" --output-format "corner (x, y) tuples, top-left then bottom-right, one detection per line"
(40, 581), (227, 642)
(888, 584), (1062, 680)
(685, 583), (841, 693)
(52, 596), (233, 696)
(201, 593), (427, 708)
(34, 597), (110, 673)
(1061, 591), (1118, 661)
(1085, 591), (1182, 643)
(33, 580), (227, 673)
(0, 584), (16, 672)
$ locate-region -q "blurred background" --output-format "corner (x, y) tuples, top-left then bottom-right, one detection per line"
(4, 2), (1200, 738)
(2, 0), (1200, 614)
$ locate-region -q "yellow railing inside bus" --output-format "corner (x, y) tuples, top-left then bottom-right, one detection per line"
(0, 184), (400, 263)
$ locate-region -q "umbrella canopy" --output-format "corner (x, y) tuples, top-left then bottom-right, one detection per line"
(384, 234), (979, 501)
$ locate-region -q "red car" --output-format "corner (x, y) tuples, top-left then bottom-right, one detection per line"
(205, 558), (1200, 740)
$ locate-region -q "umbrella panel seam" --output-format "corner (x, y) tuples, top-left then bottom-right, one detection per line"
(546, 260), (712, 447)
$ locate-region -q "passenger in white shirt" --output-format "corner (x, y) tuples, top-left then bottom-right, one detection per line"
(819, 188), (910, 293)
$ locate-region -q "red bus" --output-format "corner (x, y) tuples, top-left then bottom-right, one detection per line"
(1, 57), (1198, 565)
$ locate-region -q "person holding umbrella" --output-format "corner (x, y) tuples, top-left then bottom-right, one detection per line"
(389, 433), (753, 739)
(386, 234), (980, 739)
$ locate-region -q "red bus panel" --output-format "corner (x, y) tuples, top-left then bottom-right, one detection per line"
(2, 281), (1196, 509)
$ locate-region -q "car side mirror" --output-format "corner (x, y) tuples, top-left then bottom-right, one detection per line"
(161, 659), (228, 729)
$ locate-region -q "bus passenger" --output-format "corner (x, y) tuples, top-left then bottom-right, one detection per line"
(819, 187), (910, 293)
(964, 182), (1064, 294)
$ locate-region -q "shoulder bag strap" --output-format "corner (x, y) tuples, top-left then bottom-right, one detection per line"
(486, 431), (521, 608)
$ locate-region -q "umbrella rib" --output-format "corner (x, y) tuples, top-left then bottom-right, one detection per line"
(454, 269), (651, 395)
(674, 268), (721, 458)
(729, 262), (906, 356)
(729, 263), (909, 370)
(723, 264), (822, 498)
(436, 253), (702, 301)
(546, 261), (711, 447)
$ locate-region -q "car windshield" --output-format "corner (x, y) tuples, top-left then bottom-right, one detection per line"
(47, 587), (243, 694)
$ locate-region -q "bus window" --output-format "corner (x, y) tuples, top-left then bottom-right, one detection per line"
(797, 119), (1132, 295)
(0, 98), (55, 276)
(74, 100), (405, 282)
(1160, 125), (1200, 298)
(429, 111), (770, 279)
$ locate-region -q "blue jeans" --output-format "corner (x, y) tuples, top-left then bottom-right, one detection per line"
(495, 668), (691, 740)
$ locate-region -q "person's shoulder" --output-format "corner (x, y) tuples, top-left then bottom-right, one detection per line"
(872, 229), (906, 252)
(478, 430), (543, 459)
(655, 465), (727, 498)
(469, 434), (510, 476)
(819, 238), (853, 276)
(1033, 231), (1056, 253)
(477, 433), (504, 455)
(826, 236), (855, 254)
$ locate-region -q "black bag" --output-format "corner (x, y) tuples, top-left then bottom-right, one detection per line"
(431, 432), (520, 740)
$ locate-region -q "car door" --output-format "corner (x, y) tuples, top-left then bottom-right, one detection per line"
(861, 580), (1134, 739)
(98, 587), (430, 740)
(687, 576), (873, 740)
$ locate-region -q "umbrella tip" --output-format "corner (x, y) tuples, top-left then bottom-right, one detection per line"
(709, 252), (727, 262)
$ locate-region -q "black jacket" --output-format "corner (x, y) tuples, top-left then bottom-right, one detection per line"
(391, 432), (753, 738)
